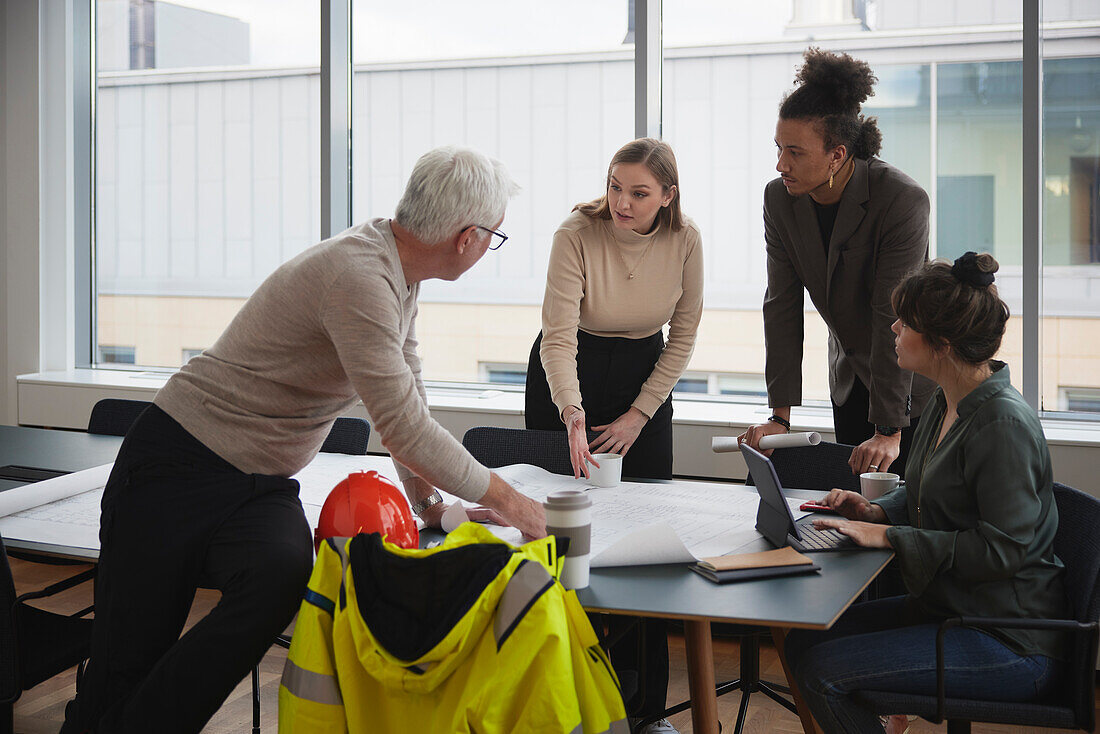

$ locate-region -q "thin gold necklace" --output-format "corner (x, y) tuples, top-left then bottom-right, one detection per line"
(616, 238), (656, 280)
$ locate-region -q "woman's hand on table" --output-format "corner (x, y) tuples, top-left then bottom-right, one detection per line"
(563, 406), (596, 479)
(589, 407), (647, 456)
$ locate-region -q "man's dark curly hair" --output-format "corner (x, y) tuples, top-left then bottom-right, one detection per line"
(779, 47), (883, 159)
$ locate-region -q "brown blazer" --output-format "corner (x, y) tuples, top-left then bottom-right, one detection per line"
(762, 156), (935, 427)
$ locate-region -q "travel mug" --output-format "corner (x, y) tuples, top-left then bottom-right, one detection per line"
(543, 489), (592, 589)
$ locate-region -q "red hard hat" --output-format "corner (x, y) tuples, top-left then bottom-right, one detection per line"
(314, 471), (419, 552)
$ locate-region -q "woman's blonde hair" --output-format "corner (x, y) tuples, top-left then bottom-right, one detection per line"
(575, 138), (683, 232)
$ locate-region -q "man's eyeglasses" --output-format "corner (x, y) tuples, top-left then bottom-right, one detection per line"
(475, 225), (509, 251)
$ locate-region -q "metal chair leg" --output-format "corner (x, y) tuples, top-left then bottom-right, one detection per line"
(758, 681), (797, 713)
(635, 631), (796, 732)
(732, 686), (752, 734)
(252, 665), (261, 734)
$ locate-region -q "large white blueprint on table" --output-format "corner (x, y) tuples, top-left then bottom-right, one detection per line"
(486, 464), (811, 567)
(0, 453), (810, 567)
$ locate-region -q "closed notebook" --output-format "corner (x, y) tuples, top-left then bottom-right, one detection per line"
(691, 546), (820, 584)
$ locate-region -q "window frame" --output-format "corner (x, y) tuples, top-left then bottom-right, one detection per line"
(70, 0), (1095, 421)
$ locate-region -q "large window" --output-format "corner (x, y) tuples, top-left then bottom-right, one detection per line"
(1041, 51), (1100, 415)
(86, 1), (1100, 421)
(350, 1), (634, 384)
(94, 0), (320, 368)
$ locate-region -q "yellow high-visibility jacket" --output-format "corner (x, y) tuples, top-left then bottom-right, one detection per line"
(279, 522), (627, 733)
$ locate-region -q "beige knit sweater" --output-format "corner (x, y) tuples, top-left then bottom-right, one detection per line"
(540, 210), (704, 419)
(155, 218), (490, 502)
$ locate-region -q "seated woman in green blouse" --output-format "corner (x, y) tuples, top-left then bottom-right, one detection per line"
(783, 252), (1066, 733)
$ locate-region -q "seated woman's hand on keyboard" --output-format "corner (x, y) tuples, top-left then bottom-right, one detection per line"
(811, 517), (893, 549)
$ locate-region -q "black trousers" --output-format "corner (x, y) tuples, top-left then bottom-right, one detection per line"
(525, 329), (673, 480)
(831, 376), (920, 477)
(526, 330), (672, 718)
(61, 405), (313, 734)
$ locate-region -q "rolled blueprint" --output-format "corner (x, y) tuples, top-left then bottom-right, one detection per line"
(711, 432), (821, 454)
(0, 463), (113, 517)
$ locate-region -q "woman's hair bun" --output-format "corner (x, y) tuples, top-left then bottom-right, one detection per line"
(793, 47), (877, 113)
(950, 251), (998, 288)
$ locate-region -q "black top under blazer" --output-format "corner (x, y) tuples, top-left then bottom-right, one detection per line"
(762, 156), (935, 427)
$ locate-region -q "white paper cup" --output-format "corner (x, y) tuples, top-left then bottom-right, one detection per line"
(860, 471), (900, 500)
(544, 489), (593, 589)
(586, 453), (623, 488)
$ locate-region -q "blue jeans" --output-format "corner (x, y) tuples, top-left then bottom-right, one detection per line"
(784, 596), (1060, 734)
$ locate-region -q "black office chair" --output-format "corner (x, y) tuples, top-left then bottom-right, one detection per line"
(88, 398), (372, 457)
(853, 482), (1100, 732)
(1, 534), (95, 734)
(87, 397), (152, 436)
(744, 440), (860, 493)
(461, 426), (575, 476)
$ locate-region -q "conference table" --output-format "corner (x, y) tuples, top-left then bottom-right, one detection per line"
(0, 424), (892, 733)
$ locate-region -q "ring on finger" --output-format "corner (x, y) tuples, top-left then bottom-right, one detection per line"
(868, 464), (879, 471)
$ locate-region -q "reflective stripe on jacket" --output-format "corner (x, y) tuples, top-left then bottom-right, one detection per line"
(279, 522), (628, 733)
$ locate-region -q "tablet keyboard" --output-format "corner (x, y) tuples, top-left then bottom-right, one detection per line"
(795, 522), (857, 550)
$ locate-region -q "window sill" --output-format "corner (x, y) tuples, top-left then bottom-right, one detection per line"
(15, 369), (1100, 489)
(15, 368), (1100, 445)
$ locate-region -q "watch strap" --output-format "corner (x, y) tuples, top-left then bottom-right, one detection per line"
(410, 491), (443, 516)
(767, 414), (791, 431)
(875, 424), (901, 437)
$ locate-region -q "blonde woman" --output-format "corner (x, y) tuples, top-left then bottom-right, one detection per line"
(524, 138), (703, 734)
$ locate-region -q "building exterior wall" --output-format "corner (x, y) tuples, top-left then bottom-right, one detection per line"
(93, 22), (1100, 410)
(99, 293), (1100, 416)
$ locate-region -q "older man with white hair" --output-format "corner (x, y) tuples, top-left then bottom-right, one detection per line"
(61, 146), (545, 734)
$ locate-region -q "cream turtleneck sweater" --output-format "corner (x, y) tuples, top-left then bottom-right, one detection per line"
(539, 209), (704, 419)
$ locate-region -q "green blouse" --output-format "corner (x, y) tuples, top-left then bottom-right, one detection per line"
(876, 362), (1066, 659)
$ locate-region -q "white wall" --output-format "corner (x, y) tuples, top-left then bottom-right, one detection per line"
(1, 0), (42, 425)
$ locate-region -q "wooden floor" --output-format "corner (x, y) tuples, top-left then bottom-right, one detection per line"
(11, 557), (1096, 733)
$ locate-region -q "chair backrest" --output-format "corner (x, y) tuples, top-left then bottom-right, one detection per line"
(0, 534), (19, 703)
(320, 417), (371, 455)
(1052, 482), (1100, 625)
(90, 399), (369, 457)
(461, 427), (573, 476)
(87, 398), (152, 436)
(1051, 482), (1100, 730)
(745, 441), (861, 493)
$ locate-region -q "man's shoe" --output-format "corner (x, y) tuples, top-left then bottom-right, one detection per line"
(635, 718), (680, 734)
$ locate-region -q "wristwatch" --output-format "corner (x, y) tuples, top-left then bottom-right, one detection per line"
(875, 424), (901, 437)
(410, 491), (443, 517)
